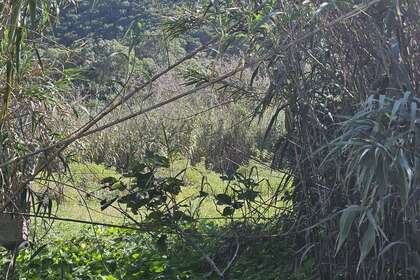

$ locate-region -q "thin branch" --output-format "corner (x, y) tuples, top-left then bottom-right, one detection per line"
(1, 211), (157, 232)
(0, 1), (383, 219)
(0, 0), (379, 169)
(222, 234), (240, 276)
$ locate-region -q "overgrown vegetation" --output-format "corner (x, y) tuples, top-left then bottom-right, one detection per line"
(2, 224), (314, 280)
(1, 0), (419, 279)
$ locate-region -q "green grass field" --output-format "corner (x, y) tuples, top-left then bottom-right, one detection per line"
(32, 159), (289, 238)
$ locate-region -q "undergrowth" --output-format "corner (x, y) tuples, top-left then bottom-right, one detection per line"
(2, 223), (313, 280)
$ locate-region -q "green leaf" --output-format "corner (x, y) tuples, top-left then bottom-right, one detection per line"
(378, 241), (407, 258)
(110, 182), (126, 191)
(238, 189), (260, 201)
(100, 176), (118, 187)
(390, 98), (402, 123)
(410, 102), (417, 131)
(357, 221), (376, 271)
(100, 197), (118, 211)
(215, 194), (232, 205)
(398, 149), (413, 206)
(100, 275), (118, 280)
(366, 210), (387, 240)
(199, 191), (208, 197)
(232, 201), (244, 209)
(29, 0), (37, 27)
(149, 260), (165, 273)
(148, 211), (163, 220)
(222, 207), (235, 216)
(144, 151), (170, 168)
(314, 2), (330, 16)
(336, 205), (362, 255)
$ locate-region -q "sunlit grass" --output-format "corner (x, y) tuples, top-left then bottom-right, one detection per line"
(33, 159), (290, 238)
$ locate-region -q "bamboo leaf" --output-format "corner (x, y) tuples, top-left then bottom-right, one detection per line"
(379, 95), (385, 109)
(336, 205), (362, 255)
(390, 98), (402, 123)
(378, 241), (407, 259)
(357, 220), (376, 272)
(398, 149), (413, 206)
(410, 101), (417, 131)
(29, 0), (37, 27)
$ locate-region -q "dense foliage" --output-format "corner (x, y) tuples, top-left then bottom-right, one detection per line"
(55, 0), (169, 44)
(1, 224), (313, 280)
(1, 0), (420, 279)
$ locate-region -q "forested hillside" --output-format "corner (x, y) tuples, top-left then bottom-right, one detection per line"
(55, 0), (208, 51)
(55, 0), (163, 43)
(56, 0), (177, 42)
(1, 0), (419, 279)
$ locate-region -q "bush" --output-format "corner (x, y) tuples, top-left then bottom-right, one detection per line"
(3, 223), (312, 280)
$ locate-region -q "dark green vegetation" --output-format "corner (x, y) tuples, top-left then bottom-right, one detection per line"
(3, 225), (312, 280)
(55, 0), (162, 44)
(1, 0), (420, 279)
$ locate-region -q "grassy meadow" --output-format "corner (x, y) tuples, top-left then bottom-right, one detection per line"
(32, 159), (288, 238)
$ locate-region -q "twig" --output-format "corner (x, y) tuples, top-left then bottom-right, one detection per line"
(222, 233), (240, 277)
